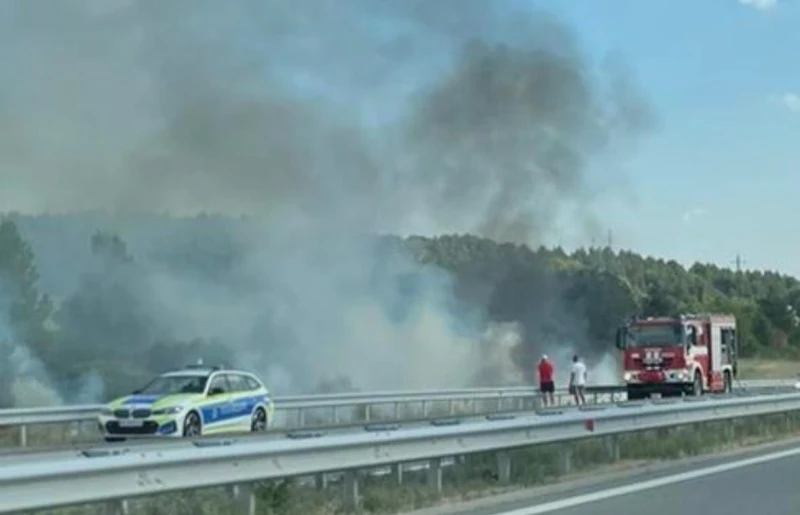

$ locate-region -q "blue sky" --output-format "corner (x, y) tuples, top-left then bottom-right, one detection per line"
(535, 0), (800, 275)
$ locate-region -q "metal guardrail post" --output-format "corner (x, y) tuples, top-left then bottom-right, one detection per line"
(603, 435), (620, 462)
(557, 445), (573, 475)
(496, 451), (511, 483)
(427, 457), (443, 493)
(18, 425), (26, 448)
(341, 471), (359, 510)
(391, 463), (403, 485)
(723, 422), (735, 440)
(104, 499), (129, 515)
(229, 484), (256, 515)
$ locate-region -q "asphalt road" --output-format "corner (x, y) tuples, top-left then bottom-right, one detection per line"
(428, 438), (800, 515)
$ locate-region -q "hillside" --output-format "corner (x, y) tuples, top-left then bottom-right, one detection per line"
(0, 213), (799, 407)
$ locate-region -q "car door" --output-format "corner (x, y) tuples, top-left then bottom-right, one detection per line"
(201, 373), (235, 433)
(226, 374), (254, 431)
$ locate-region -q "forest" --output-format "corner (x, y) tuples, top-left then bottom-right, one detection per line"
(0, 212), (798, 407)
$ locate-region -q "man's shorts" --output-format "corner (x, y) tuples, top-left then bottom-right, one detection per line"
(539, 381), (554, 394)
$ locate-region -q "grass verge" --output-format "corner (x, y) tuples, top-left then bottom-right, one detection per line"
(737, 358), (800, 380)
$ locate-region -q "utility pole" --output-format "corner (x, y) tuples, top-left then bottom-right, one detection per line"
(732, 254), (747, 273)
(607, 229), (613, 249)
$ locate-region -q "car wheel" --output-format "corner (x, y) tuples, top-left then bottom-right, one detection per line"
(182, 411), (202, 437)
(251, 407), (268, 432)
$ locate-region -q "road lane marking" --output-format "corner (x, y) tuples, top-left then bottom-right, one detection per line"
(498, 445), (800, 514)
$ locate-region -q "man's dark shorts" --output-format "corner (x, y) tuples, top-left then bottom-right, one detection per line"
(539, 381), (554, 394)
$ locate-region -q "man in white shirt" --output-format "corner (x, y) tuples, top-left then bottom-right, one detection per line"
(569, 354), (587, 405)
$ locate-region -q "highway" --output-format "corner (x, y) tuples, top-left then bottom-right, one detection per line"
(414, 438), (800, 515)
(2, 388), (800, 513)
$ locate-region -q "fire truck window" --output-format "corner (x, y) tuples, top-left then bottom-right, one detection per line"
(625, 325), (683, 346)
(687, 326), (697, 345)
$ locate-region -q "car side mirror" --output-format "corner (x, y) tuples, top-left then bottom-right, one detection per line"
(208, 387), (225, 396)
(614, 328), (625, 350)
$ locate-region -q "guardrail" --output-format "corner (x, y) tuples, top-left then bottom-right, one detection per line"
(2, 389), (800, 513)
(0, 379), (797, 434)
(0, 380), (793, 447)
(0, 385), (627, 446)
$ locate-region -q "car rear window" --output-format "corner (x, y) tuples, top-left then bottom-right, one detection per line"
(244, 376), (262, 390)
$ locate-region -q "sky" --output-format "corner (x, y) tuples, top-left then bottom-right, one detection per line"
(537, 0), (800, 275)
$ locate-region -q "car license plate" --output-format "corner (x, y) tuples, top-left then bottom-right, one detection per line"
(118, 419), (144, 428)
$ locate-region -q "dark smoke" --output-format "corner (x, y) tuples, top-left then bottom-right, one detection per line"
(401, 37), (653, 243)
(0, 0), (654, 399)
(0, 0), (652, 236)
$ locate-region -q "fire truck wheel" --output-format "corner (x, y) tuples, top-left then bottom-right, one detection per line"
(692, 371), (703, 396)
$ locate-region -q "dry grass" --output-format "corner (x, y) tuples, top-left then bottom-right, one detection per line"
(737, 358), (800, 379)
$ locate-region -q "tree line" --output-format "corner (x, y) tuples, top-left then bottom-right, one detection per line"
(406, 235), (800, 361)
(0, 215), (798, 406)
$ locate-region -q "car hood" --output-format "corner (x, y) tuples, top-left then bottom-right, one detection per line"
(107, 393), (202, 410)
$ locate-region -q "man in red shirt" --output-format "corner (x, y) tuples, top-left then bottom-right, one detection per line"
(537, 354), (555, 407)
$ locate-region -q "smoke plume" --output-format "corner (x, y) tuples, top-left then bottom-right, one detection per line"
(0, 0), (652, 398)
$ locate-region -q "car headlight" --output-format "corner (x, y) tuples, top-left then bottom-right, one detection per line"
(152, 406), (184, 415)
(623, 372), (632, 381)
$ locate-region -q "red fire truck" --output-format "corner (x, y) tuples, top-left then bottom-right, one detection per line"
(614, 313), (738, 400)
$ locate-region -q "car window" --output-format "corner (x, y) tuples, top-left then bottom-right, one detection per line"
(139, 375), (208, 395)
(207, 374), (230, 395)
(244, 376), (263, 390)
(226, 374), (248, 392)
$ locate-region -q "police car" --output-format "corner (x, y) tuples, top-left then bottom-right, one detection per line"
(98, 364), (274, 440)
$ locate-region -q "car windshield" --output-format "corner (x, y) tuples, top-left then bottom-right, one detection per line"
(137, 375), (209, 395)
(626, 324), (683, 347)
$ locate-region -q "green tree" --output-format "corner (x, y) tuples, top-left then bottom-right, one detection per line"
(0, 218), (53, 353)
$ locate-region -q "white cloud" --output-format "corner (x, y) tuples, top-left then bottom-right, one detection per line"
(780, 93), (800, 113)
(739, 0), (778, 10)
(682, 208), (707, 224)
(770, 93), (800, 114)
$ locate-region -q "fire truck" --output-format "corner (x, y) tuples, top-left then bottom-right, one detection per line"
(614, 313), (738, 400)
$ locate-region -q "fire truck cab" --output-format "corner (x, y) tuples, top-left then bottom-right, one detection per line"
(615, 313), (738, 400)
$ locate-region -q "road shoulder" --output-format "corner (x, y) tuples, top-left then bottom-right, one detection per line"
(401, 434), (800, 515)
